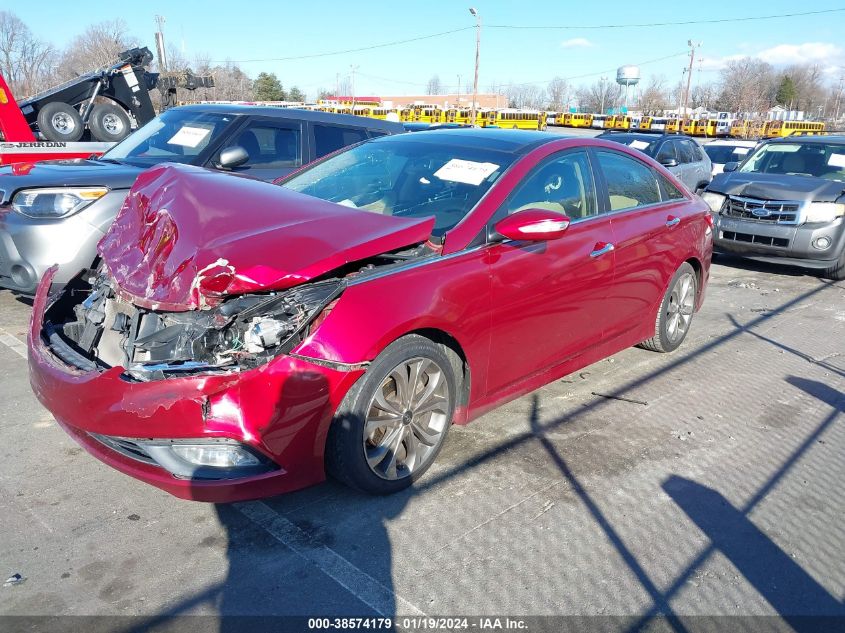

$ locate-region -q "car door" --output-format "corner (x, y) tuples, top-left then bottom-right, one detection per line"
(676, 139), (702, 190)
(591, 148), (690, 342)
(484, 149), (616, 396)
(211, 117), (304, 181)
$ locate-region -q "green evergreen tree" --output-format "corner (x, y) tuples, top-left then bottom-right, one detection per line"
(775, 76), (797, 108)
(253, 72), (286, 101)
(288, 86), (305, 102)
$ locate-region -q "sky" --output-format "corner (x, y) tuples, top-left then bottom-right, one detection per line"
(7, 0), (845, 100)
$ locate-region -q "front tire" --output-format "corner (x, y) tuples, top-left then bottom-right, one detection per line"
(639, 262), (698, 353)
(325, 335), (457, 494)
(823, 248), (845, 281)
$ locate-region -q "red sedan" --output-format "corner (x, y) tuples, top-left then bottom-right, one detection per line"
(28, 130), (712, 501)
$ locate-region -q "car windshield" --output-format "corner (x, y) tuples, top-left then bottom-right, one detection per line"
(102, 110), (236, 166)
(739, 142), (845, 181)
(281, 138), (514, 237)
(599, 134), (658, 156)
(704, 144), (754, 164)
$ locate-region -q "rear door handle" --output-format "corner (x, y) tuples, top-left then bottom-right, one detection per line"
(665, 216), (681, 227)
(590, 242), (615, 258)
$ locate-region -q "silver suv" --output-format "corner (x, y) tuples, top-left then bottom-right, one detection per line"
(597, 132), (712, 193)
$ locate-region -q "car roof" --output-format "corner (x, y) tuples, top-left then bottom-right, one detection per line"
(373, 128), (568, 154)
(765, 135), (845, 145)
(705, 139), (757, 146)
(169, 103), (405, 132)
(599, 132), (693, 141)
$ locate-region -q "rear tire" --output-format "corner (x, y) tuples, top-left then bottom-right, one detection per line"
(639, 262), (698, 353)
(822, 248), (845, 281)
(37, 102), (84, 142)
(89, 103), (131, 142)
(325, 335), (457, 494)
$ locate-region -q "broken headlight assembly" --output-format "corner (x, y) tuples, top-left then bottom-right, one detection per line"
(44, 271), (344, 380)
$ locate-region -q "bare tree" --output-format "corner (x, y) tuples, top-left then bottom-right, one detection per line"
(546, 77), (569, 111)
(714, 58), (776, 116)
(59, 19), (139, 79)
(690, 82), (719, 111)
(506, 83), (546, 109)
(639, 75), (669, 114)
(0, 10), (56, 98)
(426, 75), (442, 95)
(575, 79), (621, 113)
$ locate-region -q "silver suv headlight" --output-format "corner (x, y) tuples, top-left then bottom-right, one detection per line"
(12, 187), (109, 218)
(700, 191), (726, 213)
(804, 202), (845, 224)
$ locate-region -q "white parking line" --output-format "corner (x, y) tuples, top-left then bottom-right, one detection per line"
(235, 500), (426, 617)
(0, 328), (27, 359)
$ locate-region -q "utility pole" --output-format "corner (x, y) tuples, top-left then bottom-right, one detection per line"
(154, 15), (168, 72)
(599, 76), (608, 114)
(681, 40), (700, 117)
(469, 7), (481, 126)
(457, 74), (462, 104)
(350, 65), (359, 109)
(335, 73), (339, 99)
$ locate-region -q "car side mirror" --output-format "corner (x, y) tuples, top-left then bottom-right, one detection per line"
(722, 161), (739, 172)
(217, 145), (249, 169)
(493, 209), (571, 242)
(659, 157), (679, 167)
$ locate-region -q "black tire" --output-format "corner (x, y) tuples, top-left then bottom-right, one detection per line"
(325, 334), (458, 494)
(88, 103), (131, 142)
(822, 248), (845, 281)
(639, 262), (698, 353)
(37, 102), (83, 142)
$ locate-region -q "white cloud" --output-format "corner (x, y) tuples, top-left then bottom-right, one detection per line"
(560, 38), (593, 49)
(698, 42), (844, 72)
(756, 42), (842, 65)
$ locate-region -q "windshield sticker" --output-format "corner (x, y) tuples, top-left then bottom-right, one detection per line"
(733, 147), (751, 155)
(628, 140), (650, 150)
(828, 153), (845, 168)
(167, 126), (212, 148)
(433, 159), (499, 186)
(765, 144), (801, 153)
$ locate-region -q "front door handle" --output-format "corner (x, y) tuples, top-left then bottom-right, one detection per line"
(590, 242), (615, 258)
(666, 216), (681, 227)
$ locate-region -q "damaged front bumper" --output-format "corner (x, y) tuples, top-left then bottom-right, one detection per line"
(28, 267), (365, 502)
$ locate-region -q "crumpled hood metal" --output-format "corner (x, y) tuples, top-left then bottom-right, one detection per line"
(97, 164), (435, 311)
(709, 172), (845, 202)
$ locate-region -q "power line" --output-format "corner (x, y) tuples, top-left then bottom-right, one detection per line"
(486, 7), (845, 30)
(209, 26), (472, 63)
(206, 7), (844, 66)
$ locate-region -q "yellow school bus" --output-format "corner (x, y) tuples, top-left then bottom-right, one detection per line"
(613, 115), (632, 130)
(690, 119), (711, 136)
(729, 119), (750, 138)
(562, 113), (593, 128)
(763, 120), (826, 138)
(484, 109), (546, 130)
(406, 105), (443, 124)
(665, 118), (680, 133)
(353, 106), (395, 120)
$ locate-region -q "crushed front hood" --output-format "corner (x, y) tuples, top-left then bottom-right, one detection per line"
(709, 172), (845, 202)
(98, 164), (435, 310)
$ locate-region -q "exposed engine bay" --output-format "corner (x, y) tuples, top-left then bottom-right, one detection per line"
(42, 246), (429, 381)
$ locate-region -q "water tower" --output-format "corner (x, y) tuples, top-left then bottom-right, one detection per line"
(616, 65), (641, 111)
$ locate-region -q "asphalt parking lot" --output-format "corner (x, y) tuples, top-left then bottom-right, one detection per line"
(1, 257), (843, 630)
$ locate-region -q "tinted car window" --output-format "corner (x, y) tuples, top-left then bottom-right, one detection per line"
(282, 137), (515, 237)
(598, 134), (659, 157)
(505, 150), (597, 220)
(704, 144), (753, 164)
(103, 110), (235, 166)
(656, 141), (677, 163)
(676, 140), (696, 164)
(314, 125), (368, 158)
(658, 173), (686, 200)
(595, 150), (661, 211)
(224, 123), (301, 170)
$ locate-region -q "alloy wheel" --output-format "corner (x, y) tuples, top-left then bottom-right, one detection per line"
(363, 357), (450, 480)
(666, 272), (695, 343)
